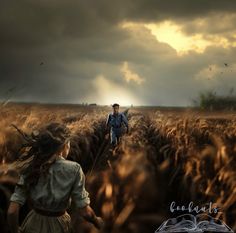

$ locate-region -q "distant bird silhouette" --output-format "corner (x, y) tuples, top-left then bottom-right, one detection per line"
(7, 87), (16, 93)
(40, 62), (44, 66)
(229, 87), (234, 95)
(224, 63), (229, 67)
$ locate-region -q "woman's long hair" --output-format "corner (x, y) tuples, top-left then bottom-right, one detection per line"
(13, 122), (70, 190)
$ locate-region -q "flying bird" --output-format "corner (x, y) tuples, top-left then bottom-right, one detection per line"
(7, 86), (17, 93)
(40, 62), (44, 66)
(229, 87), (234, 95)
(224, 63), (229, 67)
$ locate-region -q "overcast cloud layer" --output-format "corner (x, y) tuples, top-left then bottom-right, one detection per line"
(1, 0), (236, 106)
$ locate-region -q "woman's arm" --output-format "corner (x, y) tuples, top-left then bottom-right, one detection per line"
(7, 202), (20, 233)
(76, 205), (104, 229)
(71, 164), (104, 229)
(8, 175), (27, 233)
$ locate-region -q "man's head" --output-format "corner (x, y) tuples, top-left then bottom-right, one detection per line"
(112, 103), (119, 114)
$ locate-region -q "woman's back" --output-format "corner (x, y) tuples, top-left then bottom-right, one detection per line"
(11, 157), (90, 212)
(8, 123), (103, 233)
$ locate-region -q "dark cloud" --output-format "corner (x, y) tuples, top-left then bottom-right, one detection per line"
(2, 0), (236, 47)
(0, 0), (236, 105)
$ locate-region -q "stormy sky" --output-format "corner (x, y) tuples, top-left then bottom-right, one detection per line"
(1, 0), (236, 106)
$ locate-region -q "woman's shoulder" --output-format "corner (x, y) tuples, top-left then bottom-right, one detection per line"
(54, 157), (82, 173)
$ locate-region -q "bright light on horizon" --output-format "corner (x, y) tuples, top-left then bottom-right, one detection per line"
(84, 75), (142, 106)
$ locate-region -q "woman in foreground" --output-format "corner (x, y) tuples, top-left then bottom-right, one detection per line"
(7, 123), (103, 233)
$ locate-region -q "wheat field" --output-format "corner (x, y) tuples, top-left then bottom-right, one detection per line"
(0, 103), (235, 233)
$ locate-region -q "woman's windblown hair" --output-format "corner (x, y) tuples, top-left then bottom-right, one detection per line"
(12, 122), (70, 190)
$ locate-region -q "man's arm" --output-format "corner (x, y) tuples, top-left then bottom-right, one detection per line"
(122, 113), (129, 133)
(7, 202), (20, 233)
(105, 114), (111, 133)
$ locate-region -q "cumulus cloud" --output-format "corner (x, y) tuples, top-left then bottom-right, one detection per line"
(121, 62), (145, 85)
